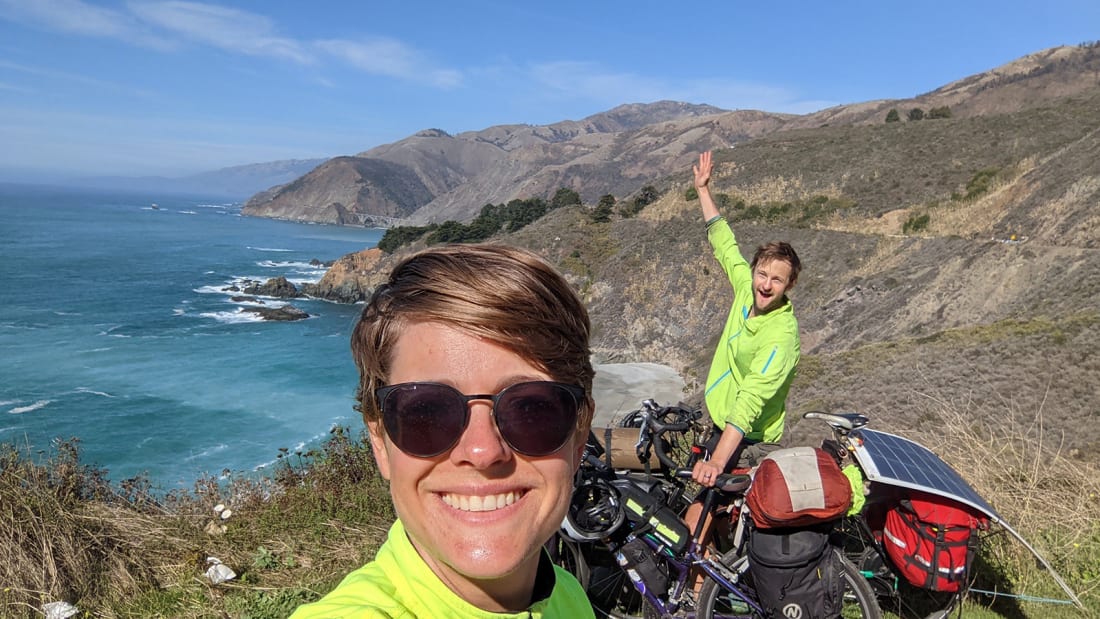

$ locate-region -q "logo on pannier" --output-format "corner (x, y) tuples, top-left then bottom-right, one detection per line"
(782, 603), (803, 619)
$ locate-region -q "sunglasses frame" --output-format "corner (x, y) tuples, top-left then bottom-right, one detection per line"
(375, 380), (586, 458)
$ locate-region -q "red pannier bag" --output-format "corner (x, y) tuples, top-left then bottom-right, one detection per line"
(745, 446), (852, 529)
(882, 491), (989, 592)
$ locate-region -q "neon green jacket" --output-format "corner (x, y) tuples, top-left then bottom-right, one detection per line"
(289, 520), (595, 619)
(703, 217), (800, 443)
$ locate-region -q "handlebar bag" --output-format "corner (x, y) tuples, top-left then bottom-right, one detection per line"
(747, 522), (842, 619)
(882, 491), (988, 592)
(746, 446), (852, 529)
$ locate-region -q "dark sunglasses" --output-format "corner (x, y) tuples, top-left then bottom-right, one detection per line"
(375, 381), (585, 458)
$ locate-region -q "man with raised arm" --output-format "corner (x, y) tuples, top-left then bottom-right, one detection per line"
(684, 151), (802, 545)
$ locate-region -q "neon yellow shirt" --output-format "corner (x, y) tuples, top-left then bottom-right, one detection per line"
(290, 520), (595, 618)
(704, 217), (800, 443)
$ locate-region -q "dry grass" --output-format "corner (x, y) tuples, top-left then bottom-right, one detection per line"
(898, 401), (1100, 615)
(1, 428), (393, 619)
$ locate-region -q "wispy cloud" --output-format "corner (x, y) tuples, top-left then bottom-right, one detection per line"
(316, 37), (463, 88)
(0, 80), (33, 93)
(0, 58), (158, 98)
(528, 61), (836, 114)
(0, 0), (464, 86)
(0, 0), (172, 49)
(127, 1), (312, 64)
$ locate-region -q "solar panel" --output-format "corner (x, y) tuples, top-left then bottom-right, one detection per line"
(850, 428), (1084, 608)
(850, 428), (1001, 522)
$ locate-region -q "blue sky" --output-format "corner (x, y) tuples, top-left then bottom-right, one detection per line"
(1, 0), (1097, 181)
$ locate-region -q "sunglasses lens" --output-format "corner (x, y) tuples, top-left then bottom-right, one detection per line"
(496, 382), (579, 456)
(381, 384), (467, 457)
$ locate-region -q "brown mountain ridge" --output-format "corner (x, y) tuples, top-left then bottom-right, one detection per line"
(287, 43), (1100, 461)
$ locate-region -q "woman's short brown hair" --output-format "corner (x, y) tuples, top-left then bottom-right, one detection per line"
(351, 243), (595, 430)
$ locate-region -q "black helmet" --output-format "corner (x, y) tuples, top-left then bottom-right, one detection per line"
(561, 479), (625, 541)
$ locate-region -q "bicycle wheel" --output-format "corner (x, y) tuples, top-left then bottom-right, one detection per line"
(696, 547), (882, 619)
(585, 561), (647, 618)
(545, 533), (590, 591)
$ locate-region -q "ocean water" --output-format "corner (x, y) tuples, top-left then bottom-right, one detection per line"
(0, 184), (383, 487)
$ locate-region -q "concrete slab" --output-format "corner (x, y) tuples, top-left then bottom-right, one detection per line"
(591, 362), (687, 428)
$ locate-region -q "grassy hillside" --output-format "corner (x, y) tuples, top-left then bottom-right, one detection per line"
(3, 417), (1096, 618)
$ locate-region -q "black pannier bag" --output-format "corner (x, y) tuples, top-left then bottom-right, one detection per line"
(747, 522), (841, 619)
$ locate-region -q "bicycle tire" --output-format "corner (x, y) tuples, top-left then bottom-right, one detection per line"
(545, 533), (590, 591)
(696, 547), (882, 619)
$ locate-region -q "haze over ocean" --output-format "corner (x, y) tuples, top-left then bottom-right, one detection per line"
(0, 184), (382, 487)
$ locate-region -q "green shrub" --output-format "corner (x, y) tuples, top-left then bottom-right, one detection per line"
(962, 168), (999, 201)
(903, 213), (931, 233)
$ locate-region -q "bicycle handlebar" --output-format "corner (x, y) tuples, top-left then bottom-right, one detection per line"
(638, 404), (701, 471)
(673, 468), (752, 494)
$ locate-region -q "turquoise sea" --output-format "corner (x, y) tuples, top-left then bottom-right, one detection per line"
(0, 184), (383, 487)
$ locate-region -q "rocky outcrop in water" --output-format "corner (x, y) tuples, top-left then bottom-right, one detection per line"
(242, 277), (302, 299)
(300, 248), (388, 303)
(242, 304), (310, 321)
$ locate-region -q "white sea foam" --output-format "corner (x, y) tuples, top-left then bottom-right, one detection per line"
(173, 308), (186, 315)
(98, 325), (131, 338)
(74, 387), (114, 398)
(199, 309), (265, 324)
(287, 276), (324, 286)
(249, 246), (293, 252)
(257, 260), (323, 271)
(184, 443), (229, 462)
(9, 400), (51, 414)
(230, 297), (285, 308)
(178, 210), (198, 215)
(0, 400), (16, 407)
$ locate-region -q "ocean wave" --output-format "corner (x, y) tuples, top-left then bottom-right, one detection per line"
(257, 260), (317, 269)
(177, 210), (198, 215)
(287, 275), (324, 286)
(74, 387), (114, 398)
(183, 443), (229, 462)
(8, 399), (51, 414)
(228, 298), (286, 308)
(199, 309), (265, 324)
(98, 325), (131, 338)
(249, 246), (294, 252)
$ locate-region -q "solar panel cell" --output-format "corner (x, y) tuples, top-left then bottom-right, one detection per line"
(850, 428), (1000, 522)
